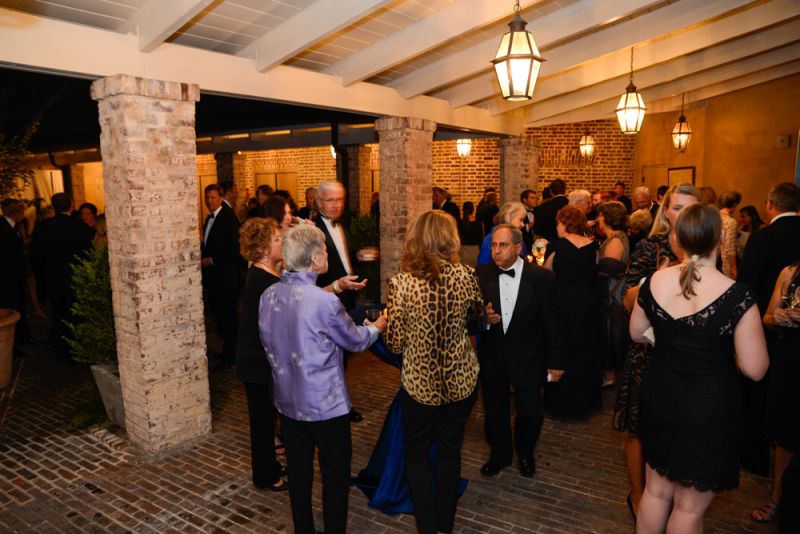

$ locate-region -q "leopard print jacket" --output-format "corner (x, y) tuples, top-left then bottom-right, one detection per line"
(386, 261), (482, 405)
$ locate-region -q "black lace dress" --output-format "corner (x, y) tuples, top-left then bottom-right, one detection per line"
(637, 278), (756, 491)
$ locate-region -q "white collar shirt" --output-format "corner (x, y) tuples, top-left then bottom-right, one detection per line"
(321, 215), (353, 275)
(204, 206), (222, 245)
(770, 211), (799, 224)
(498, 256), (524, 334)
(4, 215), (16, 229)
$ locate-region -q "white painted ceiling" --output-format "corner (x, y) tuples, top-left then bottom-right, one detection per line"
(0, 0), (798, 134)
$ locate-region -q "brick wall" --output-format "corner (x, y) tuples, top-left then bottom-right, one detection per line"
(432, 138), (500, 209)
(526, 118), (636, 193)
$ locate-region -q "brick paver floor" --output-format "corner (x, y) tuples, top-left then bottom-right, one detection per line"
(0, 337), (778, 533)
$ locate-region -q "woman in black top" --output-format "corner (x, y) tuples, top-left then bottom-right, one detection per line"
(236, 217), (288, 491)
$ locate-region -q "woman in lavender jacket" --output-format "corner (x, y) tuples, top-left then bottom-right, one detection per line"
(259, 223), (385, 534)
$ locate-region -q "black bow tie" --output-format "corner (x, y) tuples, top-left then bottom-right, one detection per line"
(498, 268), (515, 278)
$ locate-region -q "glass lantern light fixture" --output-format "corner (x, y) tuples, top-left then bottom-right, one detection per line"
(579, 130), (595, 158)
(492, 0), (544, 101)
(456, 138), (472, 157)
(615, 47), (646, 134)
(672, 93), (692, 151)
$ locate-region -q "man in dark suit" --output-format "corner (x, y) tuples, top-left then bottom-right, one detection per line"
(520, 189), (537, 251)
(615, 181), (632, 213)
(738, 181), (800, 476)
(433, 187), (460, 222)
(30, 193), (93, 360)
(532, 178), (568, 242)
(632, 186), (659, 221)
(1, 198), (30, 347)
(201, 183), (241, 370)
(476, 224), (563, 478)
(313, 180), (367, 422)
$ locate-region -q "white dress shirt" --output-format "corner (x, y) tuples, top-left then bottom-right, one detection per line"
(498, 256), (524, 334)
(321, 216), (354, 275)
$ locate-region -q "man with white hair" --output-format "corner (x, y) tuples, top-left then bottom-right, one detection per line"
(313, 180), (367, 422)
(568, 189), (592, 215)
(632, 186), (659, 220)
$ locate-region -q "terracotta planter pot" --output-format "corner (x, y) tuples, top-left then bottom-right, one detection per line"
(90, 362), (126, 430)
(0, 308), (21, 389)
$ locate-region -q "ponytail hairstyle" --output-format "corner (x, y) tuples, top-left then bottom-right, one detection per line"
(675, 203), (721, 299)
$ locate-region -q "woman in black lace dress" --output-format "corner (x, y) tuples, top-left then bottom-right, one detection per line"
(630, 204), (768, 533)
(613, 183), (701, 518)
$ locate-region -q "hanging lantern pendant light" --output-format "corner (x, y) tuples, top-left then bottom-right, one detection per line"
(456, 138), (472, 157)
(616, 47), (646, 134)
(492, 0), (544, 101)
(672, 93), (692, 151)
(579, 129), (595, 159)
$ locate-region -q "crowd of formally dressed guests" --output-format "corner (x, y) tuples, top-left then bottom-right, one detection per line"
(2, 175), (799, 534)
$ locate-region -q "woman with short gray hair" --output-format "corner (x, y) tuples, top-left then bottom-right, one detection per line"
(476, 201), (528, 265)
(259, 223), (386, 534)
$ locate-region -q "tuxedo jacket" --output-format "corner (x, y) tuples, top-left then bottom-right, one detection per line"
(739, 215), (800, 314)
(29, 213), (93, 296)
(201, 203), (241, 291)
(0, 218), (25, 308)
(314, 215), (356, 310)
(438, 200), (460, 222)
(476, 261), (561, 390)
(532, 196), (568, 242)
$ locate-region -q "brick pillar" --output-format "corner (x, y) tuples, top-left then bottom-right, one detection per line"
(91, 74), (211, 454)
(345, 145), (374, 215)
(70, 164), (86, 208)
(375, 117), (436, 299)
(498, 137), (539, 204)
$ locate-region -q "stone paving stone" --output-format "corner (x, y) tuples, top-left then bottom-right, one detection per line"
(0, 343), (782, 533)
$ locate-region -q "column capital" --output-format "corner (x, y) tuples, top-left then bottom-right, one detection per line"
(91, 74), (200, 102)
(374, 116), (437, 133)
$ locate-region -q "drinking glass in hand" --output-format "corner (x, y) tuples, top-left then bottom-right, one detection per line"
(366, 308), (382, 322)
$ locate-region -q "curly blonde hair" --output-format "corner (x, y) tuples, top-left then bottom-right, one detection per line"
(401, 210), (460, 281)
(239, 217), (279, 262)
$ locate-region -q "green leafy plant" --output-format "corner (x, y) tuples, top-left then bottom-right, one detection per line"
(65, 244), (117, 364)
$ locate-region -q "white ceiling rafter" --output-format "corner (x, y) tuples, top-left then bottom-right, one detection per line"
(526, 47), (800, 126)
(117, 0), (215, 53)
(390, 0), (662, 99)
(490, 0), (800, 116)
(435, 0), (756, 108)
(238, 0), (393, 73)
(322, 0), (547, 86)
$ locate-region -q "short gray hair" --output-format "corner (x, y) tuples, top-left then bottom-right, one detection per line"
(317, 180), (345, 199)
(282, 224), (326, 272)
(568, 189), (591, 206)
(493, 201), (526, 226)
(491, 223), (523, 244)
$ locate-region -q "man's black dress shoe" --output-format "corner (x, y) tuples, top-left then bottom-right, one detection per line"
(349, 409), (363, 423)
(480, 459), (511, 477)
(519, 457), (535, 478)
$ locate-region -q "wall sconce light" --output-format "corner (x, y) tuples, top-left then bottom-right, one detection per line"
(616, 47), (646, 134)
(492, 0), (544, 101)
(671, 93), (692, 151)
(579, 130), (595, 158)
(456, 138), (472, 157)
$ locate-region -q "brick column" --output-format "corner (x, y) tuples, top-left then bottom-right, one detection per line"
(375, 117), (436, 299)
(498, 137), (539, 204)
(91, 74), (211, 454)
(69, 164), (86, 208)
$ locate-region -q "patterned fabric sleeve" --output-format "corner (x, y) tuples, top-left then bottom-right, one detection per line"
(625, 238), (657, 290)
(385, 274), (404, 355)
(729, 284), (758, 327)
(720, 215), (738, 277)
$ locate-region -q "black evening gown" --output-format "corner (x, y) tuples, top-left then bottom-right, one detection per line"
(638, 278), (756, 491)
(543, 239), (601, 417)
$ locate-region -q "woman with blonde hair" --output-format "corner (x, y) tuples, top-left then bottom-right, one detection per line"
(613, 183), (702, 521)
(632, 203), (768, 533)
(386, 210), (482, 534)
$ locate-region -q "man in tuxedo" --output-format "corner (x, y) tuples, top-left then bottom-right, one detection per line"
(201, 183), (241, 370)
(738, 182), (800, 475)
(533, 178), (568, 242)
(313, 180), (366, 422)
(632, 186), (659, 221)
(520, 189), (537, 251)
(30, 193), (93, 360)
(1, 199), (30, 348)
(433, 187), (460, 222)
(476, 224), (563, 478)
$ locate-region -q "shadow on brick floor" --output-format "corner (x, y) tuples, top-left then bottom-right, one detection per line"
(0, 335), (778, 533)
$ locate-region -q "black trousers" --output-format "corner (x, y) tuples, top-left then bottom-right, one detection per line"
(280, 413), (351, 534)
(481, 372), (544, 464)
(243, 381), (281, 487)
(204, 275), (239, 362)
(402, 387), (477, 534)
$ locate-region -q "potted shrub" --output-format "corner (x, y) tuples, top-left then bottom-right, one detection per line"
(65, 244), (125, 429)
